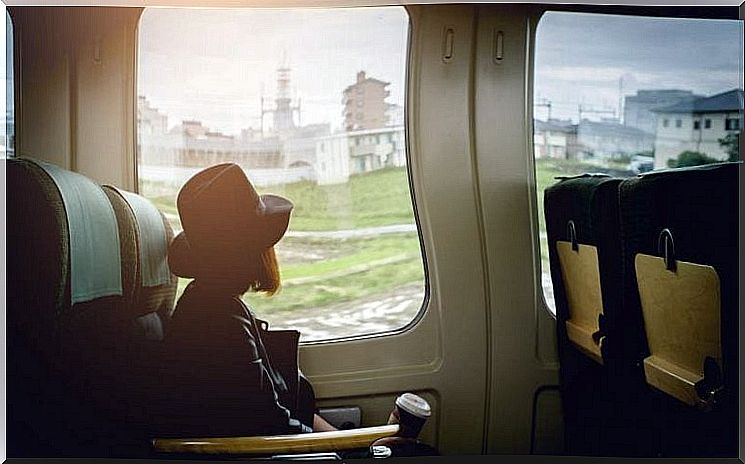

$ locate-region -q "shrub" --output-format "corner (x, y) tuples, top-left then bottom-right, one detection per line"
(718, 132), (739, 162)
(667, 151), (719, 168)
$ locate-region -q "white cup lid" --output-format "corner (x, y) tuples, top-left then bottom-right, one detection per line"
(396, 393), (431, 418)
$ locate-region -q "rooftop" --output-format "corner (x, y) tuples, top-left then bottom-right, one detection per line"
(652, 89), (744, 114)
(577, 119), (655, 138)
(534, 119), (575, 133)
(344, 70), (390, 93)
(625, 89), (699, 103)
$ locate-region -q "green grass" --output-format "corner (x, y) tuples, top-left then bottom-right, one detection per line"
(245, 251), (424, 314)
(150, 166), (425, 319)
(268, 168), (416, 231)
(174, 233), (425, 314)
(144, 167), (417, 233)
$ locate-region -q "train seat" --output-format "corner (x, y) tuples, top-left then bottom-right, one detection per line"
(543, 173), (657, 457)
(6, 158), (177, 457)
(618, 161), (740, 457)
(100, 184), (179, 453)
(545, 162), (740, 458)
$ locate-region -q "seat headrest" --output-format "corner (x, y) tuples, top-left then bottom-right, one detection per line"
(7, 158), (124, 318)
(102, 185), (177, 319)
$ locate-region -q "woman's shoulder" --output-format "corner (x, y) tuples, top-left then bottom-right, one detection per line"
(170, 283), (255, 333)
(176, 282), (245, 311)
(168, 285), (262, 357)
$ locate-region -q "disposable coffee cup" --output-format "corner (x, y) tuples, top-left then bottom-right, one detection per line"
(390, 393), (431, 439)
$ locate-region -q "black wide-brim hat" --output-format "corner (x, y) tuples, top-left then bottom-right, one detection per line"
(168, 163), (293, 279)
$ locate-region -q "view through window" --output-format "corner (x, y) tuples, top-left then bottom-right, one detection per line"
(137, 8), (425, 341)
(3, 9), (13, 159)
(534, 12), (744, 313)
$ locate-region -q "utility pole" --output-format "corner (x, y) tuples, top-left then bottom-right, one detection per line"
(297, 97), (302, 127)
(618, 76), (624, 125)
(535, 98), (552, 121)
(260, 95), (270, 137)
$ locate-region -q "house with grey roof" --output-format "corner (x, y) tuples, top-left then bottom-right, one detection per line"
(651, 88), (743, 168)
(533, 119), (576, 159)
(623, 89), (703, 134)
(575, 119), (655, 160)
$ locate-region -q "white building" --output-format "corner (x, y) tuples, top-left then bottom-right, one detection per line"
(575, 119), (655, 160)
(652, 89), (744, 168)
(386, 103), (405, 127)
(139, 88), (407, 187)
(533, 119), (576, 159)
(316, 126), (406, 185)
(623, 89), (701, 134)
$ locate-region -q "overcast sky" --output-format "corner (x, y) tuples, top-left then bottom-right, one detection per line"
(137, 8), (742, 134)
(138, 7), (409, 135)
(534, 12), (744, 122)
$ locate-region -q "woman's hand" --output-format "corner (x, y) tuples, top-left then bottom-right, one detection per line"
(312, 414), (338, 432)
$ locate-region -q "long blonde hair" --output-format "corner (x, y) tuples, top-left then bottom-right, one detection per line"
(249, 246), (281, 295)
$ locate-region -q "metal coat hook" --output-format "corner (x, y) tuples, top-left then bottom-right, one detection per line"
(567, 220), (578, 252)
(657, 228), (677, 272)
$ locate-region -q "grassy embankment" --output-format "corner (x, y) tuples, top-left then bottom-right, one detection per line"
(145, 168), (425, 314)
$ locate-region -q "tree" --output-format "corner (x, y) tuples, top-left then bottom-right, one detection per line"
(667, 151), (719, 168)
(718, 132), (739, 162)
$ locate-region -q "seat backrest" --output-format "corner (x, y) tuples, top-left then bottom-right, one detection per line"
(6, 158), (177, 457)
(544, 174), (626, 365)
(618, 161), (739, 456)
(101, 184), (179, 454)
(544, 173), (658, 457)
(544, 162), (740, 458)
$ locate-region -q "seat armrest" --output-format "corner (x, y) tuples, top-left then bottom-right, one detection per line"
(151, 424), (400, 456)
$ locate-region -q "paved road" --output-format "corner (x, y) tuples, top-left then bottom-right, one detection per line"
(262, 284), (425, 342)
(265, 273), (556, 342)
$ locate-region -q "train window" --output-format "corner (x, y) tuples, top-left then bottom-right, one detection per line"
(136, 7), (425, 342)
(3, 9), (13, 158)
(533, 11), (743, 314)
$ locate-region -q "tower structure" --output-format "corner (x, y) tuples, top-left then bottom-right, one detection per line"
(273, 65), (297, 132)
(260, 55), (301, 136)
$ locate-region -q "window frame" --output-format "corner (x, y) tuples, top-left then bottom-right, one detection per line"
(132, 6), (430, 345)
(529, 7), (743, 320)
(4, 9), (14, 159)
(725, 117), (741, 131)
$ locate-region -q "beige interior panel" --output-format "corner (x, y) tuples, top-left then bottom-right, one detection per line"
(532, 388), (563, 455)
(11, 7), (140, 189)
(472, 6), (560, 454)
(299, 5), (490, 455)
(635, 253), (721, 407)
(556, 241), (604, 363)
(12, 9), (73, 169)
(73, 8), (139, 189)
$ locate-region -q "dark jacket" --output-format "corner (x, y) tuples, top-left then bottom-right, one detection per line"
(154, 281), (312, 437)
